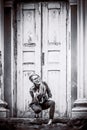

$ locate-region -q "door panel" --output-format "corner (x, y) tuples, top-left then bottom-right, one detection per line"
(17, 2), (67, 117)
(42, 3), (67, 116)
(17, 3), (41, 116)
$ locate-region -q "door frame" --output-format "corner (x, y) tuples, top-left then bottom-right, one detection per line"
(14, 1), (71, 117)
(66, 3), (71, 117)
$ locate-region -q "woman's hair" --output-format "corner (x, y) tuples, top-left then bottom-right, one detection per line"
(29, 74), (39, 82)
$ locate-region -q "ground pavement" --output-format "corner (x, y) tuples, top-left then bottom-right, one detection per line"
(0, 118), (87, 130)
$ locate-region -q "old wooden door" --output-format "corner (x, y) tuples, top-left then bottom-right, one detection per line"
(17, 2), (67, 117)
(42, 3), (67, 117)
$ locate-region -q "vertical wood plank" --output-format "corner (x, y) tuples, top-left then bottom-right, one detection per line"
(67, 3), (71, 117)
(17, 4), (24, 116)
(35, 3), (41, 76)
(42, 3), (48, 82)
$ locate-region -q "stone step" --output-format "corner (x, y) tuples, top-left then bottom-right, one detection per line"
(0, 118), (87, 130)
(0, 117), (69, 125)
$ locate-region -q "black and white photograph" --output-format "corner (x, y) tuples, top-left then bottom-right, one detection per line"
(0, 0), (87, 130)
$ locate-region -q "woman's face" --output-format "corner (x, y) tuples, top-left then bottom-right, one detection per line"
(32, 75), (41, 85)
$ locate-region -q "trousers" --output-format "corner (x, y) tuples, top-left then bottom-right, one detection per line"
(30, 100), (55, 119)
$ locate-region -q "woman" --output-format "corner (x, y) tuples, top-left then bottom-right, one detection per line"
(29, 73), (55, 125)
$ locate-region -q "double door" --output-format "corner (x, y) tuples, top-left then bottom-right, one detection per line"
(17, 2), (67, 117)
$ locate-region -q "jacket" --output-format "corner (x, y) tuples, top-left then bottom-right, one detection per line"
(29, 81), (52, 104)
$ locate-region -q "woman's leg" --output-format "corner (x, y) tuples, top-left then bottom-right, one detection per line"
(30, 103), (42, 114)
(41, 100), (55, 120)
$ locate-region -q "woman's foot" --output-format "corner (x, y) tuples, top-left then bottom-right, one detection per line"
(35, 114), (39, 118)
(47, 119), (53, 125)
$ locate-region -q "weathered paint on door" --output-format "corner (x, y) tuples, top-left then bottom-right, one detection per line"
(42, 3), (67, 117)
(17, 2), (67, 117)
(17, 3), (41, 117)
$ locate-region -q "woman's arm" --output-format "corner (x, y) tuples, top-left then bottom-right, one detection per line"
(43, 82), (52, 98)
(29, 87), (34, 102)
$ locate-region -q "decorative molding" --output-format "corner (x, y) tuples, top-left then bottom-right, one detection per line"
(69, 0), (77, 5)
(4, 0), (13, 8)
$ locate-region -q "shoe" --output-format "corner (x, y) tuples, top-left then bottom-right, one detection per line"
(47, 119), (53, 125)
(35, 114), (39, 118)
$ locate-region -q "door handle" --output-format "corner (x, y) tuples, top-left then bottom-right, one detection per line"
(42, 52), (44, 65)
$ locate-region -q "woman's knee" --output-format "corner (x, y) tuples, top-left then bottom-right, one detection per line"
(50, 100), (55, 107)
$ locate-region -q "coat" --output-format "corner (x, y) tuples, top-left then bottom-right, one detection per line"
(29, 81), (52, 104)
